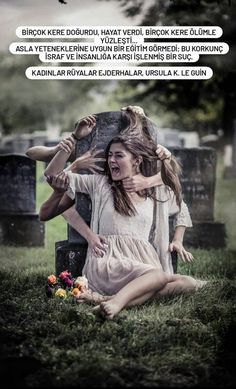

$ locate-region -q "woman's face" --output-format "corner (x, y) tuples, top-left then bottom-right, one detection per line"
(108, 142), (137, 181)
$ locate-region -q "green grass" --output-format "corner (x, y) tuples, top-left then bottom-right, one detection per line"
(0, 160), (235, 388)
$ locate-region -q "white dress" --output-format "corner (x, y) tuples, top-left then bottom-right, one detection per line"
(65, 172), (193, 294)
(83, 192), (162, 295)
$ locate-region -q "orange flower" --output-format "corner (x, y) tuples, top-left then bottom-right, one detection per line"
(71, 288), (81, 297)
(48, 274), (57, 285)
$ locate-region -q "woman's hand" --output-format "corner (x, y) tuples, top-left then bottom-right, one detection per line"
(46, 171), (69, 193)
(87, 233), (108, 258)
(73, 115), (97, 140)
(121, 105), (145, 117)
(69, 147), (105, 173)
(169, 240), (194, 263)
(156, 144), (171, 160)
(122, 174), (148, 192)
(55, 136), (75, 154)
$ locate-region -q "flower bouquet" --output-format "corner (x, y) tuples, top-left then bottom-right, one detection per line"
(46, 270), (88, 299)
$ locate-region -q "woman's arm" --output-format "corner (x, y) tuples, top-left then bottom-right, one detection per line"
(44, 138), (75, 177)
(26, 114), (96, 163)
(26, 145), (60, 162)
(63, 206), (108, 257)
(39, 190), (74, 221)
(122, 172), (163, 192)
(40, 173), (108, 257)
(44, 116), (98, 177)
(122, 144), (171, 192)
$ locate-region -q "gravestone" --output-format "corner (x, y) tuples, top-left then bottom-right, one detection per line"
(224, 120), (236, 178)
(55, 111), (226, 276)
(0, 154), (44, 246)
(169, 147), (226, 248)
(56, 112), (127, 275)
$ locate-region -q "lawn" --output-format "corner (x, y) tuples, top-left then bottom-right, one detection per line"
(0, 160), (235, 388)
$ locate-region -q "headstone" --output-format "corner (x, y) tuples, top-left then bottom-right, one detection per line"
(179, 131), (200, 148)
(0, 154), (44, 246)
(171, 147), (216, 222)
(159, 128), (182, 147)
(55, 111), (226, 276)
(0, 154), (36, 214)
(169, 147), (226, 248)
(56, 112), (126, 275)
(224, 120), (236, 178)
(69, 111), (126, 244)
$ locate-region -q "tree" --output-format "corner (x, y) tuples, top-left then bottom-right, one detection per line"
(100, 0), (236, 139)
(0, 53), (107, 135)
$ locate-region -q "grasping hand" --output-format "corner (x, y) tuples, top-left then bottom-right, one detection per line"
(122, 174), (147, 192)
(88, 233), (108, 258)
(46, 171), (69, 192)
(121, 105), (145, 117)
(156, 144), (171, 161)
(73, 114), (97, 140)
(69, 146), (105, 173)
(56, 136), (75, 154)
(169, 240), (194, 263)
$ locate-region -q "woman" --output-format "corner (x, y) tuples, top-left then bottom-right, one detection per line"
(40, 134), (206, 320)
(39, 108), (176, 257)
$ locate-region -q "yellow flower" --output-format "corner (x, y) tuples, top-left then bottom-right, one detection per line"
(71, 288), (81, 297)
(55, 288), (67, 299)
(48, 275), (57, 285)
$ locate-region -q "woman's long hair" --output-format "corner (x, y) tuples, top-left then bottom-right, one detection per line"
(104, 134), (182, 216)
(120, 107), (182, 208)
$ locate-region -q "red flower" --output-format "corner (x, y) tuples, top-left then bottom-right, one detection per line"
(59, 270), (72, 281)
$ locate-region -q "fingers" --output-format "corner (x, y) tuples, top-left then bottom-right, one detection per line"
(99, 235), (108, 245)
(89, 165), (104, 173)
(92, 148), (103, 155)
(169, 242), (194, 263)
(169, 243), (174, 252)
(91, 236), (108, 258)
(122, 177), (135, 190)
(92, 247), (105, 257)
(59, 137), (75, 154)
(178, 249), (194, 263)
(121, 105), (145, 117)
(51, 172), (69, 191)
(182, 250), (194, 263)
(92, 246), (106, 258)
(81, 114), (97, 128)
(156, 145), (171, 160)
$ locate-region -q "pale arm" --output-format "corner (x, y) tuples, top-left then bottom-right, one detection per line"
(26, 145), (60, 162)
(122, 172), (163, 192)
(39, 188), (74, 221)
(63, 206), (108, 257)
(44, 116), (99, 177)
(122, 144), (171, 192)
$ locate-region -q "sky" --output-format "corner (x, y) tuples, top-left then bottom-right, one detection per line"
(0, 0), (141, 52)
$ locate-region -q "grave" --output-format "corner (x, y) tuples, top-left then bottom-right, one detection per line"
(55, 111), (226, 276)
(0, 154), (44, 246)
(224, 120), (236, 178)
(169, 147), (226, 248)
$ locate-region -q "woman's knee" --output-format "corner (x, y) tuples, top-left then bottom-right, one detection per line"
(154, 270), (170, 286)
